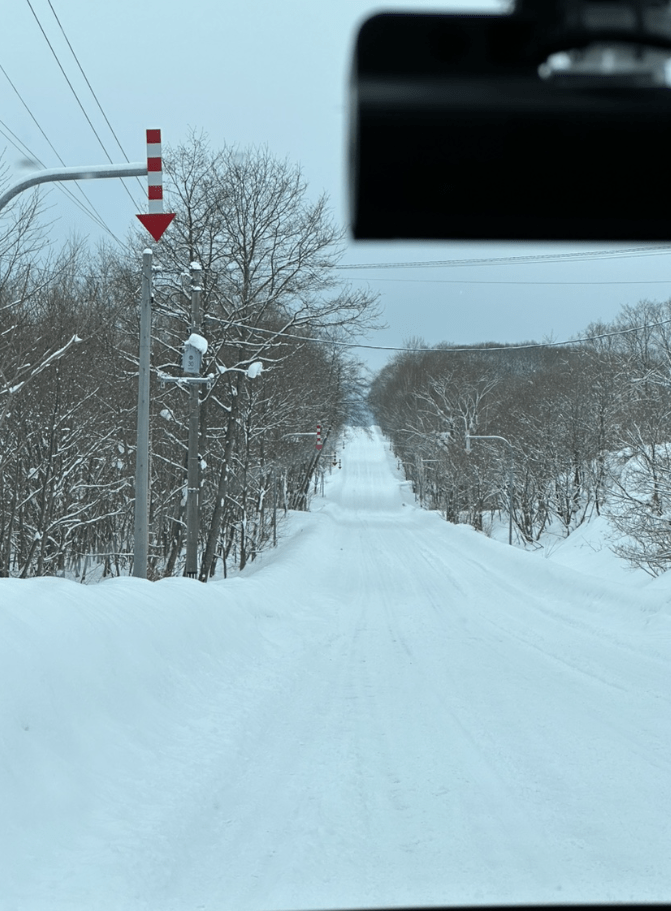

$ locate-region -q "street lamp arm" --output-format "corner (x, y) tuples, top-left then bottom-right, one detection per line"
(464, 431), (515, 546)
(0, 163), (148, 214)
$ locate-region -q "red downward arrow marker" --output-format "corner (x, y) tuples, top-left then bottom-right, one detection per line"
(136, 212), (175, 242)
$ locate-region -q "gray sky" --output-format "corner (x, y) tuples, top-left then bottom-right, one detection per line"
(4, 0), (671, 372)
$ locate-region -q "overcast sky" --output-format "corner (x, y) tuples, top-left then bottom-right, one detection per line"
(4, 0), (671, 372)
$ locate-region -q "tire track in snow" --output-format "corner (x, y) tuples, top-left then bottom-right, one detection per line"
(116, 426), (671, 908)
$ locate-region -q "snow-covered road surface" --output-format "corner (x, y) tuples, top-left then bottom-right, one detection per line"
(2, 427), (670, 910)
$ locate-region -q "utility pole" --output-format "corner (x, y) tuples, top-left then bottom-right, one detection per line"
(272, 468), (277, 547)
(132, 130), (175, 578)
(133, 249), (153, 578)
(185, 262), (203, 578)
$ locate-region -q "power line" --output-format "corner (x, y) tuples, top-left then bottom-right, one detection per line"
(230, 317), (671, 354)
(24, 0), (114, 161)
(0, 124), (124, 245)
(347, 277), (671, 286)
(0, 117), (121, 238)
(0, 60), (122, 243)
(0, 62), (65, 166)
(335, 245), (671, 271)
(24, 0), (138, 209)
(45, 0), (144, 202)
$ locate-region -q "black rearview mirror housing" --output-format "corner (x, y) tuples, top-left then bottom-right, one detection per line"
(349, 2), (671, 241)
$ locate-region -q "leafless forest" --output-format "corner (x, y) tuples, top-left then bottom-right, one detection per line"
(0, 137), (378, 580)
(369, 300), (671, 576)
(4, 136), (671, 580)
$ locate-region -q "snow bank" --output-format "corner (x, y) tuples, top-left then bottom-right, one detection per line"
(1, 427), (670, 909)
(0, 575), (273, 905)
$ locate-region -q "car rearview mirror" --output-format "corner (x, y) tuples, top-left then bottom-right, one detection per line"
(349, 0), (671, 241)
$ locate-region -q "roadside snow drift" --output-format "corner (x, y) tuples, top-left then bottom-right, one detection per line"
(1, 427), (670, 910)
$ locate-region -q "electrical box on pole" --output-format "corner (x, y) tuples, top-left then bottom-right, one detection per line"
(182, 343), (203, 375)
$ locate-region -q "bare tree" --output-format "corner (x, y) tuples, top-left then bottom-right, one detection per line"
(0, 161), (82, 433)
(145, 135), (381, 580)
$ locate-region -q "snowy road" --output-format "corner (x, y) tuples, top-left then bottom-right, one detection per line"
(2, 427), (671, 909)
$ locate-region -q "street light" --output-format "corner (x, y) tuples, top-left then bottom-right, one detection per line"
(465, 433), (515, 545)
(0, 162), (147, 214)
(420, 457), (441, 506)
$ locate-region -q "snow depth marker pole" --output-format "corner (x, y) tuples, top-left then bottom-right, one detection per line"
(147, 129), (164, 213)
(136, 129), (175, 242)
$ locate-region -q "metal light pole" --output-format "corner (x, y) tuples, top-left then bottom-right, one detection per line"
(420, 458), (440, 508)
(132, 249), (153, 578)
(466, 433), (515, 545)
(185, 262), (203, 578)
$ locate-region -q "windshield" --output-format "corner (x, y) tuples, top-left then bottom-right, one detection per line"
(1, 1), (670, 909)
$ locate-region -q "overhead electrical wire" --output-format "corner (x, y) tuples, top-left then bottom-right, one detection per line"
(229, 317), (671, 354)
(0, 62), (67, 168)
(44, 0), (144, 202)
(335, 245), (671, 271)
(0, 116), (119, 238)
(0, 116), (123, 244)
(24, 0), (139, 211)
(346, 276), (671, 286)
(0, 60), (123, 244)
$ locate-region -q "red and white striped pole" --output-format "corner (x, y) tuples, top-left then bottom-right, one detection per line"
(147, 129), (164, 214)
(136, 129), (175, 242)
(316, 423), (322, 451)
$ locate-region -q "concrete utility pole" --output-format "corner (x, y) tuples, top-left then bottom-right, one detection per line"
(466, 433), (515, 545)
(272, 469), (277, 547)
(185, 262), (203, 578)
(133, 249), (153, 578)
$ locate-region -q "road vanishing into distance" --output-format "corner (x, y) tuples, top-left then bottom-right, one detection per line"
(3, 427), (670, 909)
